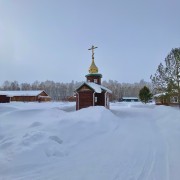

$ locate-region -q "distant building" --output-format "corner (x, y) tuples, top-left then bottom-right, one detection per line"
(75, 45), (112, 110)
(67, 95), (76, 102)
(0, 95), (10, 103)
(0, 90), (51, 102)
(119, 97), (139, 102)
(154, 92), (179, 106)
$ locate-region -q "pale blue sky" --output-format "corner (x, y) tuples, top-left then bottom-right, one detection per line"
(0, 0), (180, 84)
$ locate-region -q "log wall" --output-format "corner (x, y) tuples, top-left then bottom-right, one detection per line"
(0, 95), (10, 103)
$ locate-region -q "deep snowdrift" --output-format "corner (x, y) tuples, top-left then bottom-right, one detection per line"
(0, 102), (180, 180)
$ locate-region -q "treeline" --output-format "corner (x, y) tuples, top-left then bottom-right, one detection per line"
(0, 80), (151, 101)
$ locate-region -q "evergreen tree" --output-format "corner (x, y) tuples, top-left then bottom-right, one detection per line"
(150, 63), (167, 93)
(139, 86), (152, 104)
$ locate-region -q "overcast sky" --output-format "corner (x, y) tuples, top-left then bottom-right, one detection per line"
(0, 0), (180, 85)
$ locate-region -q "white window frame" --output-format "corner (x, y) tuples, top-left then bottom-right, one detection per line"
(94, 79), (98, 83)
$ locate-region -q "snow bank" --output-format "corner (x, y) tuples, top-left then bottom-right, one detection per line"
(0, 102), (180, 180)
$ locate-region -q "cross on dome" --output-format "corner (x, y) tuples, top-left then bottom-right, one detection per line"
(88, 45), (98, 73)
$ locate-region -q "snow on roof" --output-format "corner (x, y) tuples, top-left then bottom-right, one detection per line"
(122, 97), (139, 99)
(0, 90), (46, 97)
(86, 82), (102, 93)
(154, 92), (167, 97)
(153, 92), (167, 97)
(76, 82), (112, 93)
(99, 84), (112, 94)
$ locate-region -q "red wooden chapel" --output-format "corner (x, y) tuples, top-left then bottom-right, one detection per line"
(75, 45), (112, 110)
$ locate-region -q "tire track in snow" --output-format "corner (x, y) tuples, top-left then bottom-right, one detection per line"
(111, 106), (171, 180)
(136, 148), (156, 180)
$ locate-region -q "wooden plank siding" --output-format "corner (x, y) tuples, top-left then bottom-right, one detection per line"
(0, 95), (10, 103)
(11, 96), (38, 102)
(78, 91), (94, 110)
(39, 91), (49, 97)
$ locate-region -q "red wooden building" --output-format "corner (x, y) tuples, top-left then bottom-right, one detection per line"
(0, 95), (10, 103)
(0, 90), (51, 102)
(75, 45), (112, 110)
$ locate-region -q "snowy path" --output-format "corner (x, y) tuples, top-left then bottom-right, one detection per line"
(111, 106), (170, 180)
(0, 102), (180, 180)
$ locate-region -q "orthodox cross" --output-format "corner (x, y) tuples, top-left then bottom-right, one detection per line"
(88, 45), (98, 59)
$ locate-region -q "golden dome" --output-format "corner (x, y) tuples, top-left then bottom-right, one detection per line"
(89, 58), (98, 73)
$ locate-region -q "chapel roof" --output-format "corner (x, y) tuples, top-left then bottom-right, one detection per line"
(75, 82), (112, 94)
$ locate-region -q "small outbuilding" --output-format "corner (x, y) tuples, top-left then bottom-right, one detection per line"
(120, 97), (139, 102)
(75, 45), (112, 110)
(154, 92), (179, 106)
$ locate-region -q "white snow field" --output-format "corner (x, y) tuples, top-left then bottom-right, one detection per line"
(0, 102), (180, 180)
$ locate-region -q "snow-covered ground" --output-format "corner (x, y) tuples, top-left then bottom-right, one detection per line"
(0, 102), (180, 180)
